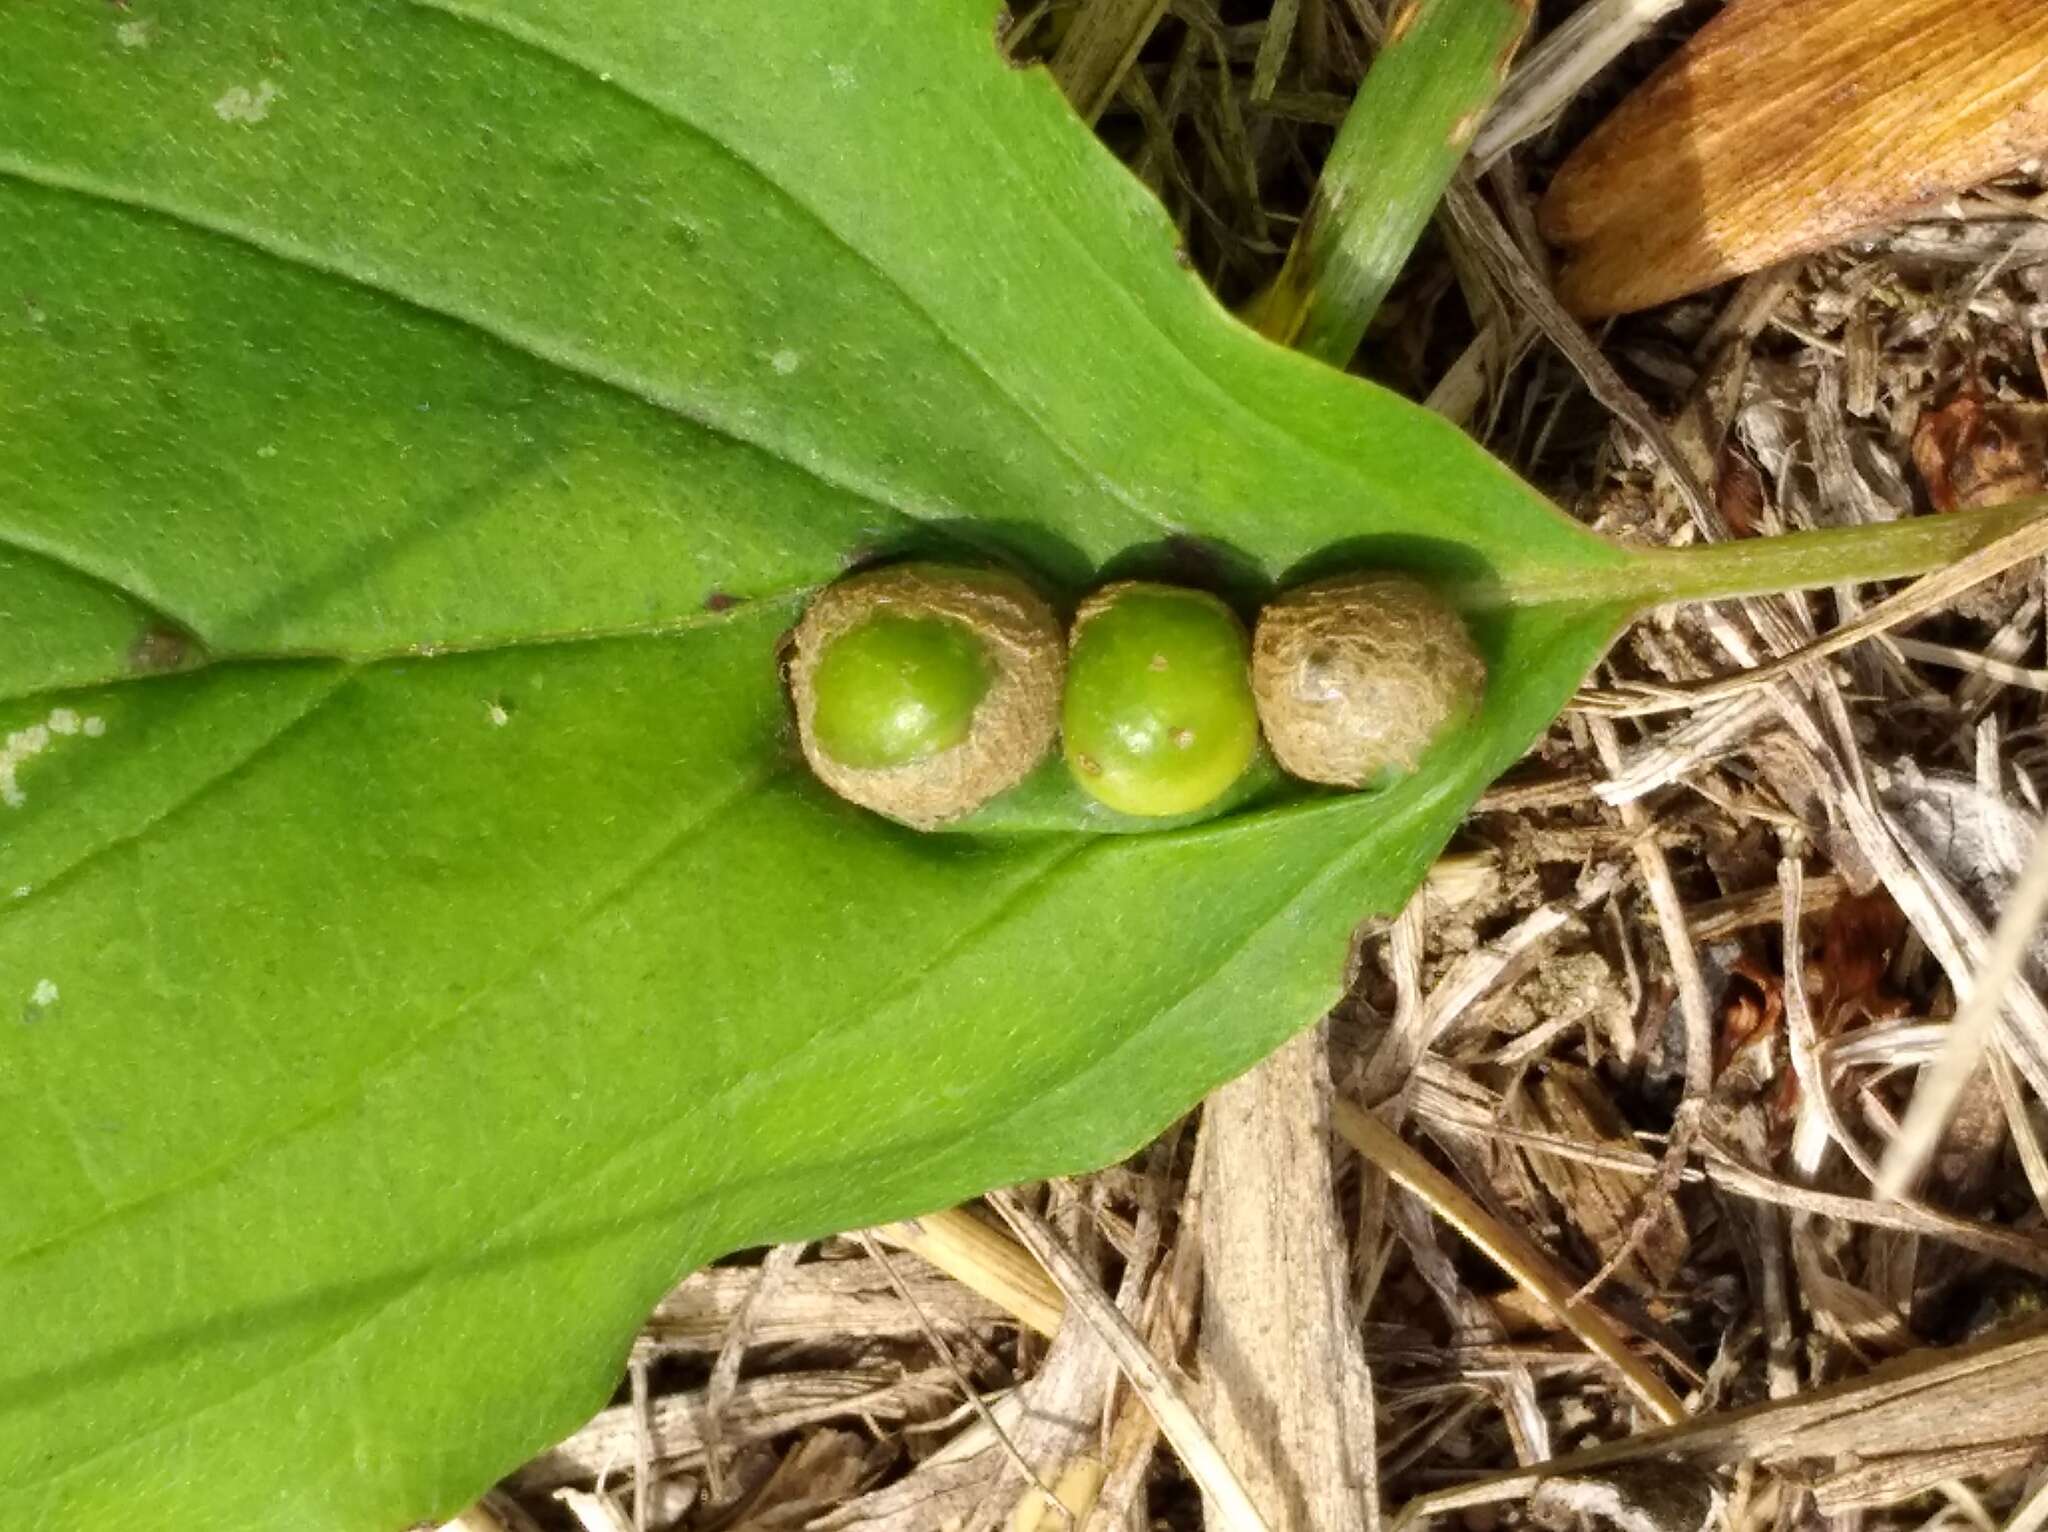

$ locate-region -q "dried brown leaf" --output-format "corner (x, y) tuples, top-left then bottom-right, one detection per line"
(1540, 0), (2048, 316)
(1912, 390), (2048, 514)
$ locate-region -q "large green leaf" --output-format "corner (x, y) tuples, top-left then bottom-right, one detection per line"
(0, 2), (1639, 1526)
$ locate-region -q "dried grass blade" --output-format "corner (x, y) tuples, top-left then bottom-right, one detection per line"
(986, 1188), (1272, 1532)
(1471, 0), (1686, 168)
(1876, 809), (2048, 1197)
(1329, 1097), (1687, 1425)
(874, 1208), (1065, 1339)
(1049, 0), (1170, 124)
(1390, 1319), (2048, 1530)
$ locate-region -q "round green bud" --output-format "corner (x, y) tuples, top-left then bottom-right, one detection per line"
(789, 563), (1063, 828)
(809, 615), (993, 770)
(1062, 581), (1259, 818)
(1251, 572), (1485, 788)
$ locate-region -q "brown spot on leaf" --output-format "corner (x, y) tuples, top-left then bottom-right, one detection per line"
(1386, 0), (1421, 45)
(129, 625), (194, 674)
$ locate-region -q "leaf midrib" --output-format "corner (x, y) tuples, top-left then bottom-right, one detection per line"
(0, 16), (1181, 666)
(6, 0), (1623, 690)
(3, 0), (1633, 712)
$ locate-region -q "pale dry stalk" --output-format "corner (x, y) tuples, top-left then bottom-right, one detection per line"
(1331, 1097), (1687, 1425)
(1198, 1024), (1379, 1532)
(1876, 808), (2048, 1197)
(874, 1208), (1065, 1339)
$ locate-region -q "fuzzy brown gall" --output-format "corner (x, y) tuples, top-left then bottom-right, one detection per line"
(788, 563), (1063, 829)
(1251, 573), (1485, 788)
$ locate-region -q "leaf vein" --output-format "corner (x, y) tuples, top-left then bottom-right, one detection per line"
(0, 755), (790, 1277)
(0, 666), (356, 920)
(401, 0), (1168, 544)
(0, 157), (933, 549)
(0, 525), (207, 650)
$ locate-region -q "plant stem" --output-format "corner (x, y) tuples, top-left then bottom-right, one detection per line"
(1624, 500), (2048, 608)
(1247, 0), (1531, 365)
(1488, 500), (2048, 610)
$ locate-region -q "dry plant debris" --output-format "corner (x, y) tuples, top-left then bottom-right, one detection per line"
(1198, 1028), (1378, 1532)
(456, 3), (2048, 1530)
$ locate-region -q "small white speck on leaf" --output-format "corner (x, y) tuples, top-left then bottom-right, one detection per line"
(29, 980), (58, 1009)
(116, 19), (153, 49)
(769, 349), (801, 375)
(213, 79), (282, 125)
(1, 724), (49, 809)
(12, 886), (31, 900)
(828, 64), (857, 89)
(0, 709), (108, 808)
(257, 444), (279, 460)
(486, 702), (511, 728)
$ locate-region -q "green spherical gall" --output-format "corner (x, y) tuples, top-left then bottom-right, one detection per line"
(1062, 582), (1259, 818)
(808, 615), (993, 770)
(789, 563), (1064, 829)
(1251, 573), (1485, 788)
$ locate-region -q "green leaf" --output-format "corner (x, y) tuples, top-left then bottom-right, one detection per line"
(1252, 0), (1531, 360)
(0, 1), (1833, 1526)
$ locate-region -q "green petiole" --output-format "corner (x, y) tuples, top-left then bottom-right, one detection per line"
(1479, 498), (2048, 613)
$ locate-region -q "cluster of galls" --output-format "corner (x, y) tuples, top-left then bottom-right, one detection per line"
(785, 561), (1486, 830)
